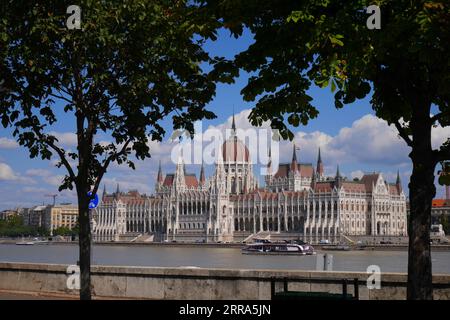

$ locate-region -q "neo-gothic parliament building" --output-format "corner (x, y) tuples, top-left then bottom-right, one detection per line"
(93, 117), (408, 243)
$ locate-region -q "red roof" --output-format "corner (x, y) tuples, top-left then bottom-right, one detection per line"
(273, 163), (314, 178)
(342, 182), (367, 193)
(163, 174), (174, 187)
(184, 174), (199, 188)
(388, 184), (401, 195)
(162, 173), (198, 188)
(360, 174), (380, 191)
(102, 191), (146, 205)
(314, 182), (334, 192)
(432, 199), (450, 207)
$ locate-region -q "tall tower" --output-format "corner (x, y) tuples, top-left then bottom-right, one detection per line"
(396, 170), (403, 193)
(173, 154), (185, 192)
(316, 147), (324, 181)
(156, 160), (164, 192)
(335, 165), (342, 189)
(220, 112), (256, 194)
(199, 161), (206, 187)
(290, 143), (298, 173)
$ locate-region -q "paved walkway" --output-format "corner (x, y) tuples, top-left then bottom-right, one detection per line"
(0, 290), (76, 300)
(0, 290), (138, 300)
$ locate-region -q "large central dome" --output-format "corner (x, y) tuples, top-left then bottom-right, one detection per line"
(222, 136), (250, 163)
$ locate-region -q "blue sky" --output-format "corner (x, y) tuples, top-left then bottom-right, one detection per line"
(0, 28), (449, 210)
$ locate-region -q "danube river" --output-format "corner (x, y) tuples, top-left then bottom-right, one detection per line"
(1, 244), (450, 273)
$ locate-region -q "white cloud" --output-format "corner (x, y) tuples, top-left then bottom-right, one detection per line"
(0, 162), (35, 184)
(26, 169), (52, 177)
(432, 125), (450, 150)
(0, 162), (18, 181)
(351, 170), (364, 180)
(43, 175), (66, 187)
(22, 187), (50, 194)
(48, 131), (77, 147)
(0, 137), (18, 149)
(102, 177), (153, 195)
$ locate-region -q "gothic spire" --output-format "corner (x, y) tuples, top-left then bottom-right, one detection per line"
(231, 112), (236, 133)
(199, 161), (206, 185)
(316, 147), (324, 177)
(157, 160), (163, 183)
(335, 165), (342, 189)
(292, 143), (297, 162)
(290, 143), (298, 172)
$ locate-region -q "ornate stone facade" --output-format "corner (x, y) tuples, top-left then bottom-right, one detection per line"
(93, 119), (408, 243)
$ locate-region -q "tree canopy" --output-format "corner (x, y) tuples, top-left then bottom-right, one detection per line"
(0, 0), (221, 196)
(201, 0), (449, 300)
(0, 0), (224, 299)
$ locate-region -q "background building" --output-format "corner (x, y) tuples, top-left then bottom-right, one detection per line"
(23, 204), (78, 235)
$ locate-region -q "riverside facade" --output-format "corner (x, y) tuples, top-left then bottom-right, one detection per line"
(93, 118), (408, 243)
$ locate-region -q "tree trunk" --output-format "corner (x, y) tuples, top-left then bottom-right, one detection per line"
(407, 105), (436, 300)
(77, 188), (92, 300)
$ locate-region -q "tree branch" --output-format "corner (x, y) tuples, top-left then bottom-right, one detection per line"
(436, 144), (450, 163)
(33, 129), (76, 182)
(394, 120), (413, 147)
(91, 138), (133, 196)
(49, 93), (73, 105)
(430, 111), (450, 125)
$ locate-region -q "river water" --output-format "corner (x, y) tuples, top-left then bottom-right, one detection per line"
(1, 244), (449, 273)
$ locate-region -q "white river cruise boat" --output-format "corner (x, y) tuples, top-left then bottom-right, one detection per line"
(241, 242), (315, 255)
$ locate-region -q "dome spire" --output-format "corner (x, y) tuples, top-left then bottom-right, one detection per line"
(290, 143), (298, 172)
(231, 111), (236, 133)
(292, 143), (297, 162)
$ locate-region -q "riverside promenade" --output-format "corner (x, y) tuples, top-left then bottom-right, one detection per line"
(1, 262), (450, 300)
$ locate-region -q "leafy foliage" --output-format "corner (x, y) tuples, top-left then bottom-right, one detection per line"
(0, 0), (221, 197)
(53, 226), (76, 236)
(202, 0), (449, 150)
(201, 0), (450, 299)
(0, 216), (48, 237)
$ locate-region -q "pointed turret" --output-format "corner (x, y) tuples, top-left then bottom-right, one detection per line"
(199, 162), (206, 185)
(157, 160), (163, 183)
(102, 184), (107, 199)
(231, 112), (236, 134)
(396, 170), (403, 193)
(335, 165), (342, 189)
(214, 152), (226, 193)
(174, 153), (185, 189)
(316, 147), (324, 179)
(290, 143), (298, 172)
(114, 183), (120, 199)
